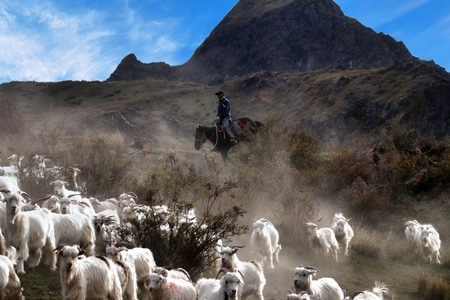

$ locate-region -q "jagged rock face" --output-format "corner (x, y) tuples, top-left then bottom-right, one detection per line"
(108, 0), (414, 84)
(181, 0), (412, 84)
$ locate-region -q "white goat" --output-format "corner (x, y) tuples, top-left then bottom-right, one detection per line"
(404, 220), (441, 264)
(121, 204), (152, 224)
(153, 266), (191, 282)
(43, 195), (61, 213)
(54, 245), (123, 300)
(117, 192), (137, 223)
(50, 212), (96, 256)
(145, 273), (198, 300)
(293, 266), (344, 300)
(114, 259), (138, 300)
(351, 282), (389, 300)
(331, 212), (354, 256)
(33, 194), (61, 213)
(59, 196), (95, 219)
(404, 219), (421, 249)
(119, 192), (138, 206)
(49, 180), (81, 199)
(0, 228), (6, 256)
(0, 246), (24, 300)
(250, 218), (282, 269)
(106, 245), (157, 300)
(89, 197), (119, 213)
(92, 212), (123, 256)
(220, 246), (266, 300)
(2, 191), (57, 274)
(197, 268), (244, 300)
(305, 222), (339, 262)
(418, 224), (441, 264)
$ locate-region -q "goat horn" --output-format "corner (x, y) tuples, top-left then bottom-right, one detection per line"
(127, 191), (138, 200)
(68, 193), (81, 198)
(215, 268), (227, 279)
(80, 242), (91, 251)
(314, 216), (323, 223)
(304, 266), (319, 272)
(30, 194), (52, 205)
(176, 268), (191, 281)
(19, 191), (32, 202)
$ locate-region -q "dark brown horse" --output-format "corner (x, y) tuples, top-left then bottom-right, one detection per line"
(194, 117), (262, 162)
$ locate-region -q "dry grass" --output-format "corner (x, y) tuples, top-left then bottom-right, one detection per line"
(417, 272), (450, 300)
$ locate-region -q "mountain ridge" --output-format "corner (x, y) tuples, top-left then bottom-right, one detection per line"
(107, 0), (417, 84)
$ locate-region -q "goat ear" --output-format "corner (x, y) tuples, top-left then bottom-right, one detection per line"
(161, 276), (168, 284)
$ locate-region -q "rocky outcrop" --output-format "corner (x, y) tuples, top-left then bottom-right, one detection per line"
(107, 54), (177, 81)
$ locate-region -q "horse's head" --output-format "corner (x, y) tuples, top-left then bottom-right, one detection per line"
(194, 126), (207, 150)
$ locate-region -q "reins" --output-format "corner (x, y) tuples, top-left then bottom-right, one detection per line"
(196, 126), (219, 151)
(209, 125), (220, 151)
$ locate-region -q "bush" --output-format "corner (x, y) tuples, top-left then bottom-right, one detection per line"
(68, 131), (134, 197)
(117, 153), (249, 280)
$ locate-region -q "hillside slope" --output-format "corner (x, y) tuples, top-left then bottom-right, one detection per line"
(2, 61), (448, 149)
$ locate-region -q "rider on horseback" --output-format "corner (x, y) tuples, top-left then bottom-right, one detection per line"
(215, 90), (238, 145)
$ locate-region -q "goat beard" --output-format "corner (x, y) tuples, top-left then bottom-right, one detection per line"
(9, 210), (18, 224)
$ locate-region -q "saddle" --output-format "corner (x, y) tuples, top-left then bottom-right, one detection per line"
(216, 119), (244, 138)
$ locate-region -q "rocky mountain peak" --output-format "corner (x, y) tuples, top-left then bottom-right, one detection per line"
(108, 0), (414, 84)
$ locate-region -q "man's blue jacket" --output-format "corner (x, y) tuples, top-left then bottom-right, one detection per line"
(217, 97), (231, 119)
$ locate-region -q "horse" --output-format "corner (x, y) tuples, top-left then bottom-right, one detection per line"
(194, 117), (263, 162)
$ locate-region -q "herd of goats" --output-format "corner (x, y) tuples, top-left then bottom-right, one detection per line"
(0, 154), (443, 299)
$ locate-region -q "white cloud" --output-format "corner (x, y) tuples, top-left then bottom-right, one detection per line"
(0, 1), (117, 81)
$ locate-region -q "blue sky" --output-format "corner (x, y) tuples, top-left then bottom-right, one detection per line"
(0, 0), (449, 83)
